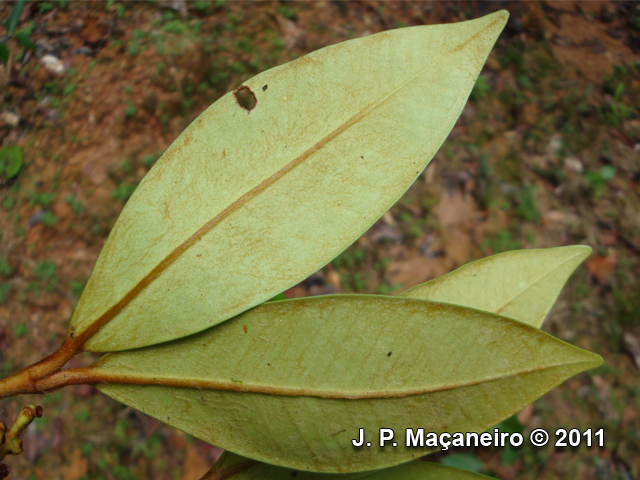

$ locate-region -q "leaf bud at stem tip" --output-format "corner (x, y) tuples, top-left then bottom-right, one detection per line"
(0, 404), (44, 461)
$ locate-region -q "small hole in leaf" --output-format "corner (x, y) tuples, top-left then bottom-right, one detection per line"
(234, 86), (257, 112)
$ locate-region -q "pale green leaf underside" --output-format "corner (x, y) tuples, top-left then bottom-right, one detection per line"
(96, 295), (601, 473)
(71, 11), (509, 352)
(401, 245), (591, 328)
(211, 451), (492, 480)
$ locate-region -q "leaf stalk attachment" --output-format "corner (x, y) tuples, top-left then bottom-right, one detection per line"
(0, 336), (82, 399)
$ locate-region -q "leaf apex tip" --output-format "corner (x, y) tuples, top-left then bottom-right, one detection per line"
(556, 244), (592, 261)
(579, 244), (593, 257)
(476, 10), (508, 43)
(592, 353), (605, 369)
(569, 244), (593, 262)
(492, 9), (509, 24)
(579, 351), (604, 372)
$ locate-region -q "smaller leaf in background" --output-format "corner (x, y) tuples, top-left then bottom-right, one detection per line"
(440, 453), (483, 473)
(4, 0), (26, 36)
(208, 451), (495, 479)
(268, 292), (286, 302)
(400, 245), (591, 328)
(0, 145), (23, 179)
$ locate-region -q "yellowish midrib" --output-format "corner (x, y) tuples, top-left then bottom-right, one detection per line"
(494, 253), (581, 316)
(95, 359), (592, 399)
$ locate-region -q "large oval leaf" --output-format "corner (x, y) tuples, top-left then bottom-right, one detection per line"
(90, 295), (601, 472)
(401, 246), (591, 328)
(207, 451), (492, 480)
(69, 11), (509, 352)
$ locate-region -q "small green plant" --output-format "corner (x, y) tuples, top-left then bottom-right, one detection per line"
(0, 260), (11, 277)
(0, 146), (23, 183)
(64, 195), (84, 214)
(469, 74), (490, 101)
(36, 2), (53, 13)
(515, 184), (541, 222)
(163, 20), (187, 34)
(142, 154), (159, 169)
(34, 260), (55, 282)
(0, 12), (603, 480)
(0, 284), (11, 303)
(124, 102), (137, 119)
(39, 211), (58, 228)
(585, 165), (616, 199)
(482, 229), (522, 254)
(12, 324), (27, 339)
(29, 191), (54, 207)
(111, 182), (137, 202)
(68, 280), (85, 299)
(106, 0), (125, 18)
(277, 5), (299, 20)
(127, 29), (145, 56)
(1, 1), (36, 98)
(63, 83), (77, 96)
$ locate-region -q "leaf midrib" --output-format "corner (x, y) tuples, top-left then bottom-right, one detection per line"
(77, 18), (503, 345)
(93, 358), (594, 399)
(494, 251), (583, 316)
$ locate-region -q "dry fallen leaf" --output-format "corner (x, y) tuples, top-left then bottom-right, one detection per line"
(180, 444), (210, 480)
(623, 332), (640, 370)
(585, 253), (617, 283)
(60, 449), (88, 480)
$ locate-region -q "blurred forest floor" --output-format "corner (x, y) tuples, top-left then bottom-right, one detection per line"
(0, 1), (639, 479)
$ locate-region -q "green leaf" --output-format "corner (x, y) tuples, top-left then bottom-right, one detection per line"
(5, 0), (26, 36)
(94, 295), (601, 472)
(400, 246), (591, 328)
(493, 414), (523, 435)
(0, 44), (9, 64)
(440, 453), (482, 473)
(208, 451), (494, 479)
(69, 11), (509, 352)
(0, 145), (23, 179)
(15, 30), (37, 51)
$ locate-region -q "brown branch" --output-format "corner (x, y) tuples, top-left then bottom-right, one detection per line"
(0, 336), (82, 399)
